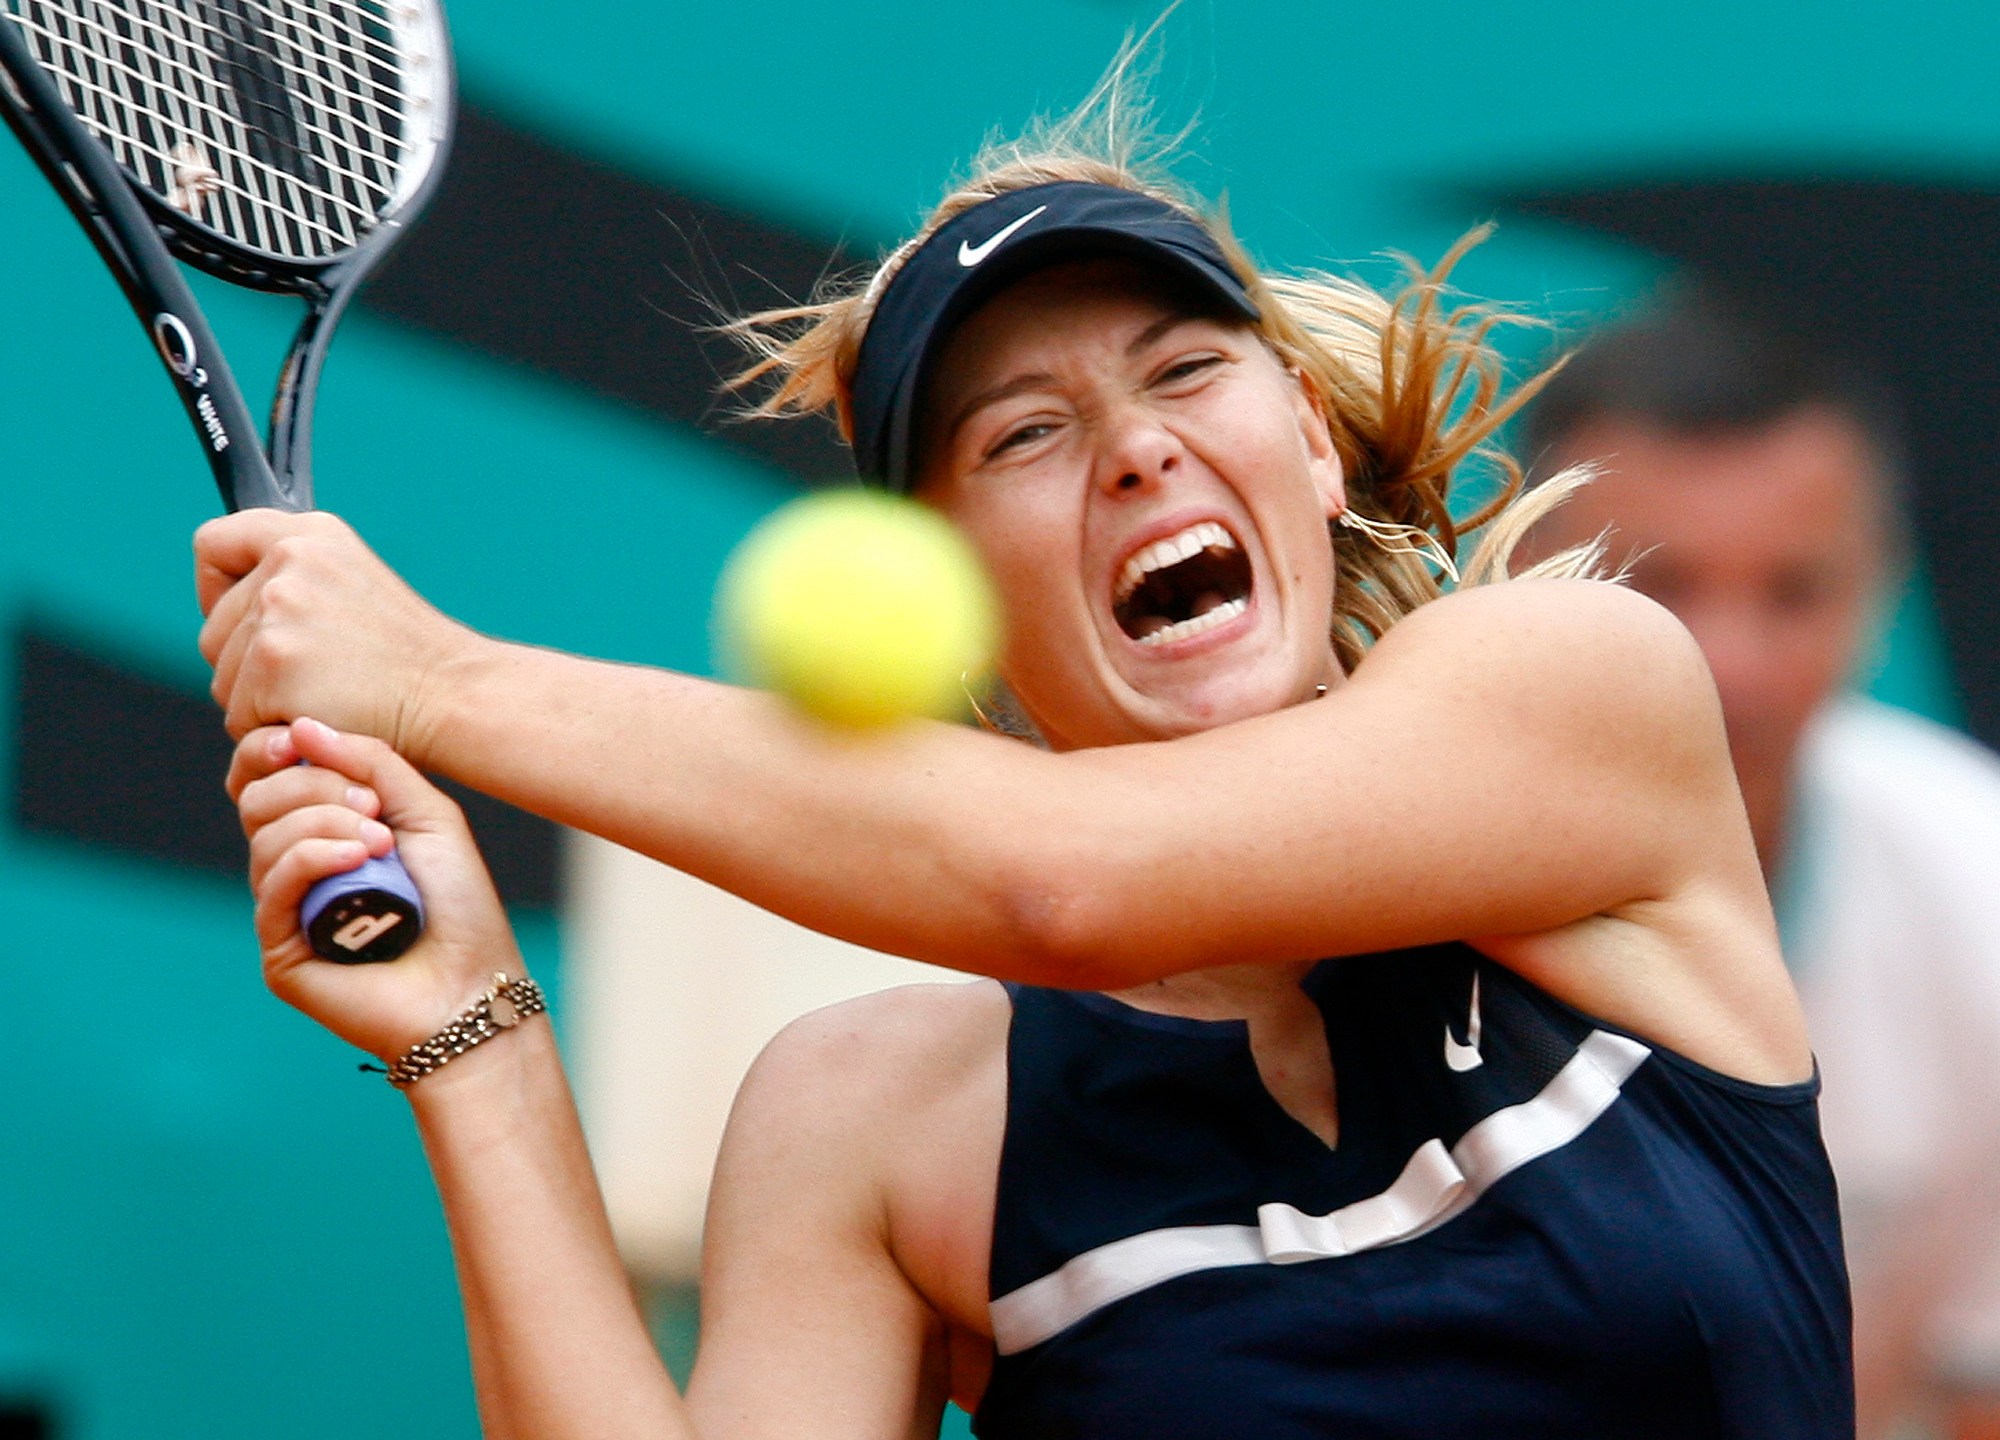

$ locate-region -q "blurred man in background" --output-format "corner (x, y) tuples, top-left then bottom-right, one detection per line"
(1519, 294), (2000, 1440)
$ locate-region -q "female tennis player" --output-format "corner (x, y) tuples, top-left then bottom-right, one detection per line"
(200, 85), (1853, 1439)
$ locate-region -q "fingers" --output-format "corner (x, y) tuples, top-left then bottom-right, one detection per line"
(238, 722), (426, 959)
(193, 508), (352, 619)
(234, 723), (392, 902)
(197, 514), (313, 680)
(233, 719), (433, 827)
(211, 600), (302, 741)
(193, 511), (450, 754)
(198, 517), (316, 736)
(240, 771), (387, 961)
(247, 800), (392, 902)
(234, 742), (381, 832)
(228, 723), (295, 801)
(231, 717), (523, 1063)
(284, 717), (450, 835)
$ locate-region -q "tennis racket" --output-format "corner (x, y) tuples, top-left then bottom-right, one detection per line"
(0, 0), (453, 963)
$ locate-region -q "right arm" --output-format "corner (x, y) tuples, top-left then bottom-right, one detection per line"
(408, 995), (957, 1440)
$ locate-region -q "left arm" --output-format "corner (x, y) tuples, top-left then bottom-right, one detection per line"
(201, 518), (1786, 1066)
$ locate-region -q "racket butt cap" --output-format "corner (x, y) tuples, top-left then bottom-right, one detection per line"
(303, 851), (425, 963)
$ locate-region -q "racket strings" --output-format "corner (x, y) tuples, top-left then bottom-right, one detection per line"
(24, 6), (390, 206)
(4, 0), (429, 261)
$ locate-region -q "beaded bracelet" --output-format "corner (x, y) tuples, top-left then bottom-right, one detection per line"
(383, 973), (546, 1088)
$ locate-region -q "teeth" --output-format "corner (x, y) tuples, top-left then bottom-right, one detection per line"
(1135, 595), (1248, 646)
(1116, 521), (1236, 603)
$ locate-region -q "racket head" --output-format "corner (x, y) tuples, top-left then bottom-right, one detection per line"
(2, 0), (453, 290)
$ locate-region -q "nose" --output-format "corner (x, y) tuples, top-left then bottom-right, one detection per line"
(1093, 403), (1181, 497)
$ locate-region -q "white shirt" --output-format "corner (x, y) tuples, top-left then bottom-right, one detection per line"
(1784, 697), (2000, 1385)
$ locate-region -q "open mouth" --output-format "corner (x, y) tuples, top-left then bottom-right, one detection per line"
(1113, 521), (1253, 646)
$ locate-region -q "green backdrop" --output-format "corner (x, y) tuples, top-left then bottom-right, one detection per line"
(2, 2), (1991, 1434)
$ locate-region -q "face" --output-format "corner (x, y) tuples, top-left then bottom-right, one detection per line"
(913, 259), (1347, 750)
(1533, 405), (1890, 836)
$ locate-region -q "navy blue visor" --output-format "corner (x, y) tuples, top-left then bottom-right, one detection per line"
(846, 180), (1260, 491)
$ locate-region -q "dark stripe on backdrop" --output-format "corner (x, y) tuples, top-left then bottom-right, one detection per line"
(362, 103), (859, 483)
(1499, 179), (2000, 749)
(10, 622), (560, 909)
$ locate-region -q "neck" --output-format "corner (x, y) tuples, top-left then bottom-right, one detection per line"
(1106, 958), (1321, 1021)
(1109, 956), (1341, 1147)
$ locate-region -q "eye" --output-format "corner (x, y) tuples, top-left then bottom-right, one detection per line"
(986, 420), (1057, 460)
(1151, 353), (1225, 390)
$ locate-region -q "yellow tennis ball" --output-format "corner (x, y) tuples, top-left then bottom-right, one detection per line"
(715, 489), (1001, 728)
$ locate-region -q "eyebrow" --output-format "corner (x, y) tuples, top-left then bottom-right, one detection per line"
(942, 314), (1208, 448)
(1126, 311), (1198, 357)
(945, 371), (1059, 445)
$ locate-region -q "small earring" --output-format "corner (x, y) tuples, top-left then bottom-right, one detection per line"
(1314, 683), (1329, 698)
(1335, 507), (1460, 583)
(961, 672), (1003, 733)
(961, 672), (1045, 744)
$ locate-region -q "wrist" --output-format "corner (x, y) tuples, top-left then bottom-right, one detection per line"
(399, 1004), (570, 1141)
(380, 972), (548, 1089)
(403, 623), (507, 772)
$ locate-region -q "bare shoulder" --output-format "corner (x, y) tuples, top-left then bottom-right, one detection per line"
(693, 988), (1010, 1430)
(1379, 583), (1806, 1079)
(1355, 578), (1724, 767)
(745, 977), (1011, 1092)
(1369, 577), (1705, 683)
(725, 979), (1012, 1159)
(705, 978), (1011, 1350)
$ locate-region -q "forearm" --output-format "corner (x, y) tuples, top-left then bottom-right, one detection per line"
(410, 637), (1088, 978)
(407, 1018), (691, 1440)
(401, 583), (1707, 989)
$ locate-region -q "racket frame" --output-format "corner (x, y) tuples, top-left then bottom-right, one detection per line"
(0, 1), (453, 961)
(0, 0), (455, 513)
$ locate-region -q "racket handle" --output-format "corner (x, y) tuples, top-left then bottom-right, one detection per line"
(302, 850), (425, 963)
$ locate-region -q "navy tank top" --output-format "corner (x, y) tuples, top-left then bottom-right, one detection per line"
(975, 945), (1852, 1439)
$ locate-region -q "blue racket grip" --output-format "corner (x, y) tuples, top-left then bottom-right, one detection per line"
(302, 849), (425, 963)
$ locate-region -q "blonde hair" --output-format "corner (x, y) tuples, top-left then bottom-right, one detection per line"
(724, 56), (1600, 674)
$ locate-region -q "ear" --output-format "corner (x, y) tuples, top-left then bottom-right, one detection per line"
(1288, 367), (1346, 519)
